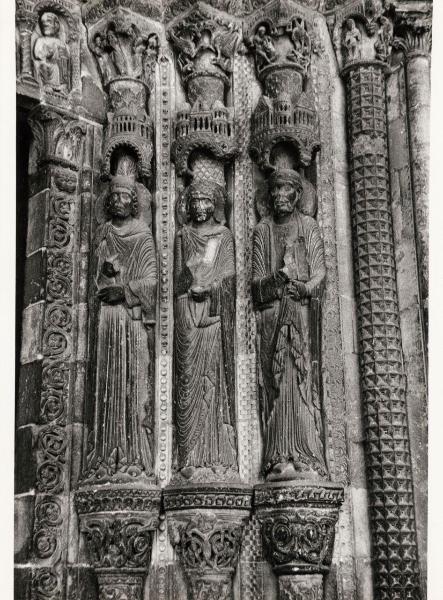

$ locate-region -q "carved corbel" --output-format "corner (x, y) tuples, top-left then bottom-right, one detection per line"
(254, 483), (344, 600)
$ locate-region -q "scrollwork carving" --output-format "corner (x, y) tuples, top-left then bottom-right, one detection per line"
(169, 511), (246, 600)
(260, 511), (336, 570)
(81, 518), (154, 569)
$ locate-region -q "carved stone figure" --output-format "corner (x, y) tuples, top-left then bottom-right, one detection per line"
(252, 168), (327, 481)
(174, 179), (237, 481)
(85, 156), (157, 482)
(287, 18), (311, 73)
(107, 26), (129, 75)
(91, 32), (115, 86)
(342, 18), (361, 63)
(251, 25), (278, 73)
(33, 12), (70, 92)
(374, 16), (393, 62)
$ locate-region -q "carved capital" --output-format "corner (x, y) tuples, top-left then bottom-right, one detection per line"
(244, 5), (319, 87)
(164, 483), (252, 600)
(167, 3), (242, 98)
(168, 512), (246, 600)
(85, 10), (160, 89)
(28, 108), (86, 170)
(393, 10), (432, 57)
(75, 487), (161, 600)
(255, 482), (343, 578)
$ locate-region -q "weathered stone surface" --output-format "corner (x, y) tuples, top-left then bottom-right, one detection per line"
(15, 2), (430, 600)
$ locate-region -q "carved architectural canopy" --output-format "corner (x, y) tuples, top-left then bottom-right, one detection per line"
(14, 1), (431, 600)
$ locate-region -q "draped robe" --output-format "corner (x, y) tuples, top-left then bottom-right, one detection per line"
(252, 212), (327, 476)
(87, 218), (157, 480)
(174, 223), (237, 471)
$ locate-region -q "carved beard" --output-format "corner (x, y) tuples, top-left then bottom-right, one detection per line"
(272, 193), (297, 217)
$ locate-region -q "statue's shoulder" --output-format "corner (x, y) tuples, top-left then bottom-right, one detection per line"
(299, 212), (320, 232)
(254, 217), (272, 235)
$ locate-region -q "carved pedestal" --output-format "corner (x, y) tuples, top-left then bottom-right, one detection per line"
(164, 484), (252, 600)
(75, 486), (161, 600)
(254, 482), (344, 600)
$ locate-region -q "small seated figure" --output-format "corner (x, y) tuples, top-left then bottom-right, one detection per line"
(253, 25), (278, 73)
(33, 12), (70, 92)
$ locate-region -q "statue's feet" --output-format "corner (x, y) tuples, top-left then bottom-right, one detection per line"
(266, 461), (323, 482)
(180, 466), (196, 480)
(266, 461), (298, 481)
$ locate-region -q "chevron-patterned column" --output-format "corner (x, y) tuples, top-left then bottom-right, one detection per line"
(342, 60), (422, 600)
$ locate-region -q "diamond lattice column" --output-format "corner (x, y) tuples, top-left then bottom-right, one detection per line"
(342, 59), (422, 600)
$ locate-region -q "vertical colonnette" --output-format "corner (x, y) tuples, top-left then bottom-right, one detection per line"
(393, 5), (432, 348)
(335, 7), (423, 600)
(74, 5), (163, 600)
(244, 2), (343, 598)
(164, 4), (252, 599)
(15, 1), (90, 598)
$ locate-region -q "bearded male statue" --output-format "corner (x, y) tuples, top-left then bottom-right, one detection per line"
(252, 168), (328, 481)
(85, 157), (157, 482)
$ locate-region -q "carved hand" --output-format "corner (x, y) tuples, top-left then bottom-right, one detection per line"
(190, 286), (210, 302)
(97, 285), (125, 304)
(287, 281), (308, 300)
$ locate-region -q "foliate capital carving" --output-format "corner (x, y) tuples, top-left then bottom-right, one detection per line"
(167, 4), (242, 94)
(86, 12), (160, 89)
(28, 108), (86, 170)
(260, 510), (337, 573)
(255, 483), (343, 576)
(164, 484), (252, 599)
(167, 510), (249, 600)
(75, 487), (161, 600)
(393, 10), (432, 57)
(80, 517), (156, 570)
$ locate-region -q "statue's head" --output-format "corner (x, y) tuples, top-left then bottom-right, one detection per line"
(269, 169), (303, 218)
(184, 179), (225, 225)
(94, 32), (104, 49)
(105, 176), (138, 219)
(256, 25), (267, 39)
(40, 12), (60, 37)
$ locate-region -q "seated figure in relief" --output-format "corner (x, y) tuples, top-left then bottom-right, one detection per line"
(252, 168), (328, 481)
(33, 12), (70, 92)
(174, 179), (238, 481)
(85, 156), (157, 482)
